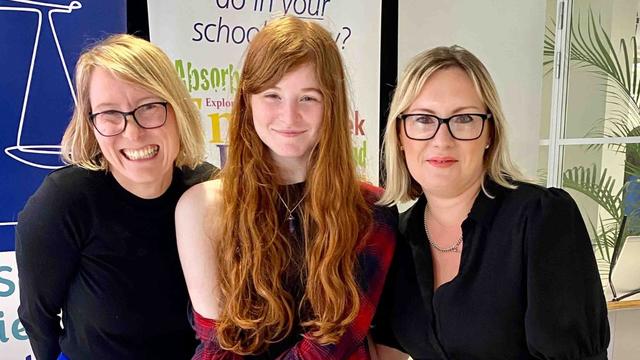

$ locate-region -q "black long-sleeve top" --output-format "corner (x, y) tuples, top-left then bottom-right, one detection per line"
(372, 180), (610, 360)
(15, 164), (215, 360)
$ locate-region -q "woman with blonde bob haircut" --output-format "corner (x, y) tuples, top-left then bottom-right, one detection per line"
(176, 16), (396, 359)
(17, 34), (214, 360)
(378, 45), (524, 205)
(61, 34), (205, 170)
(372, 46), (609, 359)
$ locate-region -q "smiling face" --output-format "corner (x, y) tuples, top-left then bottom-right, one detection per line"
(400, 66), (491, 199)
(89, 67), (180, 198)
(250, 62), (324, 172)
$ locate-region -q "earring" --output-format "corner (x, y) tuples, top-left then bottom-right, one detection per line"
(400, 145), (404, 151)
(485, 144), (490, 149)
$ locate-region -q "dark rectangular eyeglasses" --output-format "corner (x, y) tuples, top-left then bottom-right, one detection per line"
(89, 101), (168, 137)
(399, 113), (491, 141)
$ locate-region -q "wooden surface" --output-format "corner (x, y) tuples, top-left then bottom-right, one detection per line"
(608, 300), (640, 311)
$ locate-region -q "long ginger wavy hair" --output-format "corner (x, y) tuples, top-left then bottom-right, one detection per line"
(216, 16), (372, 354)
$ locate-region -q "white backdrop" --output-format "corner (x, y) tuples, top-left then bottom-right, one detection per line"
(147, 0), (383, 184)
(398, 0), (547, 177)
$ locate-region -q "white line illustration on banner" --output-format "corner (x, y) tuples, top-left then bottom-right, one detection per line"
(1, 0), (82, 170)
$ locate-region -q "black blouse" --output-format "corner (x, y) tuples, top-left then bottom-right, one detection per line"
(372, 180), (610, 360)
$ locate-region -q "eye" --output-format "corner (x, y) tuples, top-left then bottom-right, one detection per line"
(412, 114), (437, 125)
(141, 103), (159, 110)
(96, 110), (123, 122)
(451, 114), (475, 124)
(263, 93), (281, 100)
(300, 95), (318, 102)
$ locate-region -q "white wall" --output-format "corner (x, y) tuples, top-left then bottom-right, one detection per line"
(398, 0), (547, 177)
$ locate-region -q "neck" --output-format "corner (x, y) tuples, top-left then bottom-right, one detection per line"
(112, 169), (173, 199)
(273, 156), (309, 185)
(424, 175), (483, 227)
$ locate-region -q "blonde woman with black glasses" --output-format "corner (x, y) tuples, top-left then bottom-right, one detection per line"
(16, 34), (215, 360)
(372, 46), (609, 360)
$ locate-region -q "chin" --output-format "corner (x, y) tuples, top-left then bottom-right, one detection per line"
(272, 147), (309, 158)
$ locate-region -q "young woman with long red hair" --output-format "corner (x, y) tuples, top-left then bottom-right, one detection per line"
(175, 16), (396, 359)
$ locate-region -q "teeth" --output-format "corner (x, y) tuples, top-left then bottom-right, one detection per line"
(122, 145), (159, 160)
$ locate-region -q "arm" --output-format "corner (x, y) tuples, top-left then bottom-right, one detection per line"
(15, 176), (82, 360)
(176, 180), (223, 320)
(369, 235), (409, 360)
(524, 188), (610, 360)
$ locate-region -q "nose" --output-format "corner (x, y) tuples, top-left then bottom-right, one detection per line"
(280, 100), (300, 125)
(121, 114), (143, 140)
(430, 121), (455, 147)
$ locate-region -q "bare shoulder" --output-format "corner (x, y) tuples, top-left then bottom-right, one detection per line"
(176, 179), (224, 239)
(177, 179), (223, 215)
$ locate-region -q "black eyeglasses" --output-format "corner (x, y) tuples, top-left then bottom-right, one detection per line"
(399, 113), (491, 141)
(89, 101), (168, 137)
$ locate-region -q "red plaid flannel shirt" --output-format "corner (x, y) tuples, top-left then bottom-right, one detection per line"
(191, 183), (396, 359)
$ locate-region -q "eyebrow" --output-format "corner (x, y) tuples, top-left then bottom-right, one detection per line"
(269, 86), (323, 94)
(304, 89), (323, 96)
(408, 105), (485, 114)
(91, 97), (163, 111)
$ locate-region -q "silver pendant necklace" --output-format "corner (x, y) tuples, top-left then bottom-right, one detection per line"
(423, 206), (463, 253)
(277, 192), (306, 234)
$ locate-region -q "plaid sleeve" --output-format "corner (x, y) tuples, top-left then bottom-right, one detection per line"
(192, 310), (242, 360)
(192, 183), (396, 360)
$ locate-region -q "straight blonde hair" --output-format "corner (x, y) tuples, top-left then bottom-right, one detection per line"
(379, 45), (526, 205)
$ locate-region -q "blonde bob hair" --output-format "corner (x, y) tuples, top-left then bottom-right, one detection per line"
(379, 45), (525, 205)
(61, 34), (205, 170)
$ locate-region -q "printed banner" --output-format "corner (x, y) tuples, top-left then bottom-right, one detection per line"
(0, 0), (126, 358)
(147, 0), (382, 184)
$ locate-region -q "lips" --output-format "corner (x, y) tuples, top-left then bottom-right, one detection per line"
(427, 156), (457, 168)
(274, 129), (306, 137)
(121, 145), (159, 161)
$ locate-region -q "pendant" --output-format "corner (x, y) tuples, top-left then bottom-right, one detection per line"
(288, 215), (296, 235)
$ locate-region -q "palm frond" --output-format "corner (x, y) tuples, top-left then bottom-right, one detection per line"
(562, 165), (623, 220)
(586, 215), (619, 263)
(569, 10), (640, 106)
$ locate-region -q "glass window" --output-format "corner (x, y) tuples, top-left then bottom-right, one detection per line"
(541, 0), (640, 297)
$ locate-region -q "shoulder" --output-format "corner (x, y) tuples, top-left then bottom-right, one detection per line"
(501, 181), (577, 212)
(19, 166), (101, 219)
(489, 182), (585, 240)
(176, 179), (223, 222)
(175, 179), (224, 249)
(359, 181), (384, 204)
(17, 166), (99, 248)
(43, 165), (103, 193)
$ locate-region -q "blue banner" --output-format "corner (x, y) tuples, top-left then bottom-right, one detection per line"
(0, 0), (126, 252)
(1, 1), (125, 358)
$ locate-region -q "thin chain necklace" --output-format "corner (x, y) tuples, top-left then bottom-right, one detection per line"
(277, 192), (306, 234)
(423, 205), (463, 253)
